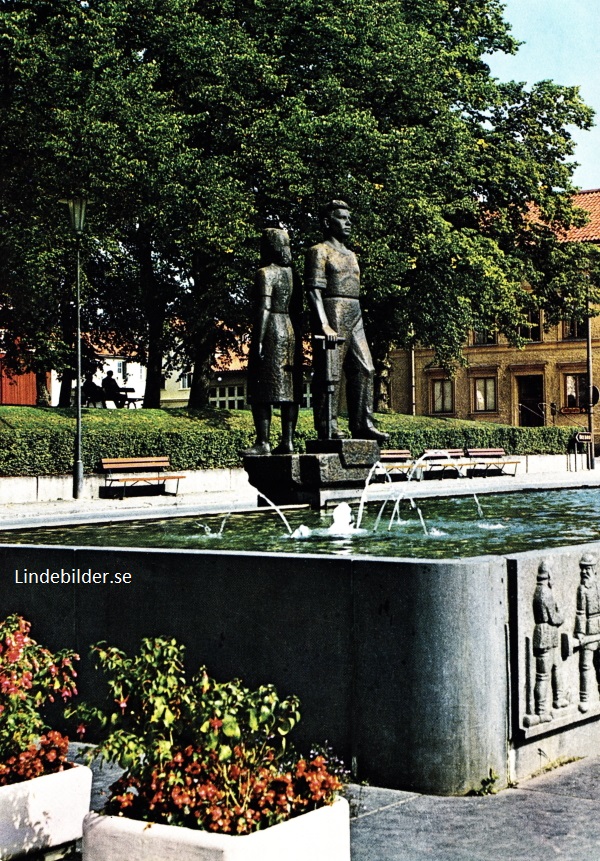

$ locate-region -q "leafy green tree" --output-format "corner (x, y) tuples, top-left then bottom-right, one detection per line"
(1, 0), (598, 410)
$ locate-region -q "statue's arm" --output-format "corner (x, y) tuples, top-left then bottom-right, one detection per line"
(549, 599), (564, 628)
(254, 269), (272, 359)
(575, 586), (586, 638)
(305, 246), (337, 343)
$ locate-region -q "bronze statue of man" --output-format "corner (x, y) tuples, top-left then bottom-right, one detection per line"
(305, 200), (388, 442)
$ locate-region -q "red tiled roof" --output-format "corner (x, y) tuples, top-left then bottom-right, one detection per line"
(563, 189), (600, 242)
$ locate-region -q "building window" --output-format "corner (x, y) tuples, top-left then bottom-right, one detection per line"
(474, 377), (497, 412)
(519, 310), (542, 342)
(565, 373), (588, 409)
(563, 317), (586, 340)
(431, 379), (453, 414)
(179, 371), (193, 390)
(209, 384), (246, 409)
(116, 360), (127, 380)
(472, 329), (497, 346)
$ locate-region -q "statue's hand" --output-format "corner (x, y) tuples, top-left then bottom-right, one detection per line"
(323, 324), (337, 343)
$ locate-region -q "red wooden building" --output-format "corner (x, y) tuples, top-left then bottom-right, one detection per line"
(0, 356), (40, 405)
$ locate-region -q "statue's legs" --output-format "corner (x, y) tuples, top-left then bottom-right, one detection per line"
(578, 642), (600, 712)
(241, 404), (272, 456)
(552, 657), (568, 710)
(312, 298), (356, 439)
(533, 651), (553, 721)
(311, 350), (343, 439)
(342, 316), (377, 438)
(273, 402), (298, 454)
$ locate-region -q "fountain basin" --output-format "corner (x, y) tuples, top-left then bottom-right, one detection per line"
(4, 533), (600, 796)
(3, 488), (600, 795)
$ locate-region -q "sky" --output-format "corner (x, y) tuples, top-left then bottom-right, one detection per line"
(487, 0), (600, 190)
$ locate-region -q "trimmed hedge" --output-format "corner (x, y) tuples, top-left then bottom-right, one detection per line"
(0, 406), (577, 476)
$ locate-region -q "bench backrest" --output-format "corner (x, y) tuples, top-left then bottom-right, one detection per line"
(421, 448), (464, 460)
(379, 449), (412, 462)
(101, 456), (171, 472)
(465, 448), (506, 458)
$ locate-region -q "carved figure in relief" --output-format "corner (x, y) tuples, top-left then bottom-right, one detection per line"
(243, 228), (302, 456)
(305, 200), (388, 443)
(524, 561), (568, 727)
(575, 553), (600, 713)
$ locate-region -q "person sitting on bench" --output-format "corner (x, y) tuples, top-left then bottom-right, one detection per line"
(102, 370), (126, 408)
(82, 373), (106, 407)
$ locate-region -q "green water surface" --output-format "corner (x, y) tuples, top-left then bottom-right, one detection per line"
(2, 488), (600, 558)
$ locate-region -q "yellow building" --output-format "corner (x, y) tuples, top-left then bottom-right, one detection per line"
(389, 189), (600, 434)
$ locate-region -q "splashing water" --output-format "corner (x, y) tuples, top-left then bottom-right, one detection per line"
(256, 491), (293, 535)
(327, 502), (355, 535)
(373, 488), (398, 532)
(473, 494), (484, 519)
(416, 507), (428, 536)
(218, 512), (231, 536)
(387, 493), (406, 531)
(356, 461), (391, 530)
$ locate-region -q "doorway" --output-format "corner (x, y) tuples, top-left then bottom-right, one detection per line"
(517, 375), (545, 427)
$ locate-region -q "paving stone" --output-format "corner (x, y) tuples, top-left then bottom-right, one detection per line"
(519, 755), (600, 801)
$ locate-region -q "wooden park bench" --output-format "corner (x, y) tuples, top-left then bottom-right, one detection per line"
(379, 449), (414, 479)
(464, 448), (519, 477)
(101, 457), (185, 498)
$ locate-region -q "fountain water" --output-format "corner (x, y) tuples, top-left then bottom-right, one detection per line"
(355, 460), (390, 530)
(256, 490), (293, 534)
(386, 492), (406, 531)
(326, 502), (355, 535)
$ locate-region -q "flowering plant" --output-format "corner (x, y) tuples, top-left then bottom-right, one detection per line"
(0, 614), (79, 786)
(72, 636), (345, 834)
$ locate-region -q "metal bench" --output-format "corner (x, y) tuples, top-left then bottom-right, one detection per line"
(101, 457), (185, 498)
(464, 448), (519, 477)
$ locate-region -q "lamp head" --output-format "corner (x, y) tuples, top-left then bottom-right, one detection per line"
(61, 197), (87, 235)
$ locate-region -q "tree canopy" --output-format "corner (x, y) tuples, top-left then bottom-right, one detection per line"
(1, 0), (598, 405)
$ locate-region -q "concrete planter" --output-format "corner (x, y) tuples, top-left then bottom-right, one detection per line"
(83, 797), (350, 861)
(0, 763), (92, 859)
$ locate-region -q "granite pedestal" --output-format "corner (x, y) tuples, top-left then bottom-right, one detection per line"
(242, 439), (380, 508)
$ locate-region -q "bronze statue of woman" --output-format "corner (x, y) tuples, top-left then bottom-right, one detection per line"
(243, 228), (301, 455)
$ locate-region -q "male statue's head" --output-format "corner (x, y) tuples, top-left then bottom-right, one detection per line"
(320, 199), (352, 243)
(260, 228), (291, 267)
(537, 560), (551, 587)
(580, 553), (596, 585)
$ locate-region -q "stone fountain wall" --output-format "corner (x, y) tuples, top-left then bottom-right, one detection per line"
(1, 541), (600, 794)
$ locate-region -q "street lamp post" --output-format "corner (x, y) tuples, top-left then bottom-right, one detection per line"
(62, 197), (87, 498)
(587, 291), (596, 470)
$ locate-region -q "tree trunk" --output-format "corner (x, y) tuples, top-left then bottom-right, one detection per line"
(188, 346), (212, 409)
(58, 368), (75, 407)
(137, 229), (166, 410)
(36, 371), (51, 407)
(374, 354), (391, 414)
(187, 251), (217, 410)
(144, 331), (164, 409)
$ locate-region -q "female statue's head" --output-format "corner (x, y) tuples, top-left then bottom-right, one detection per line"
(260, 228), (291, 267)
